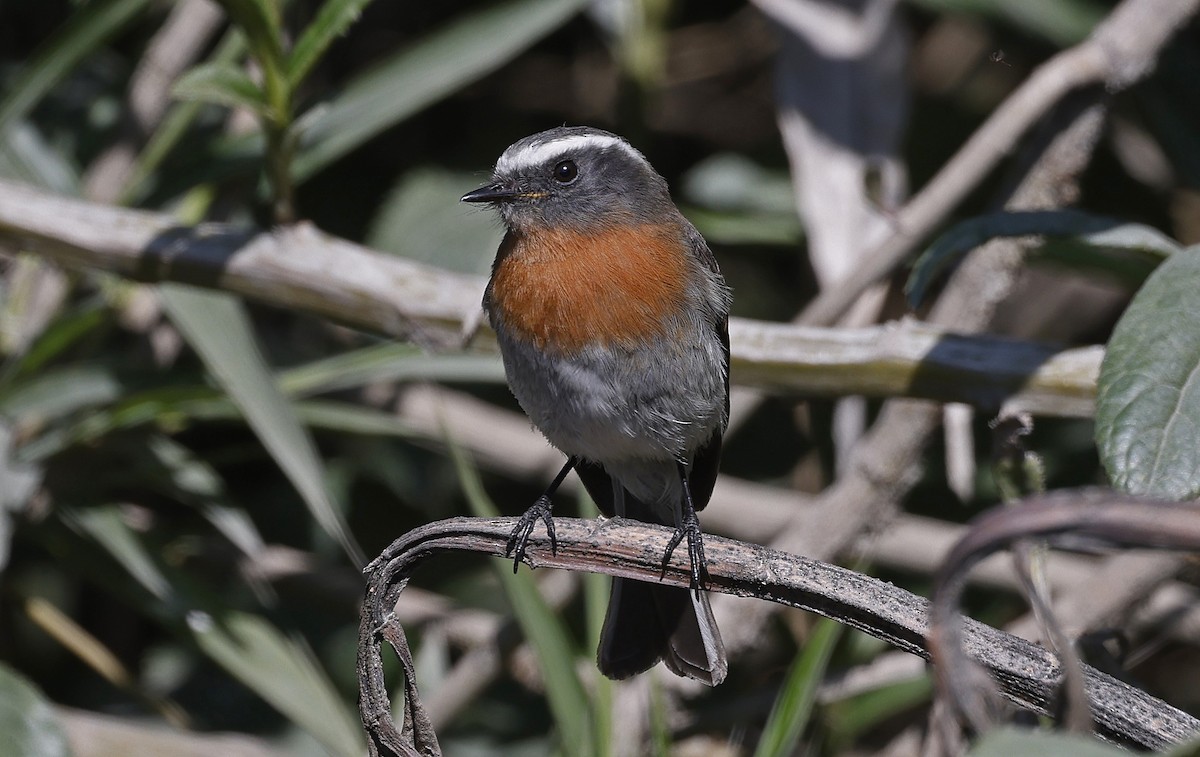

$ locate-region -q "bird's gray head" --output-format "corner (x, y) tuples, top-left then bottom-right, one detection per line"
(461, 126), (676, 231)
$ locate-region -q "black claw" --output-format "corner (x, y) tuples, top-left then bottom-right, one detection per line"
(660, 509), (708, 594)
(505, 456), (577, 573)
(506, 495), (555, 573)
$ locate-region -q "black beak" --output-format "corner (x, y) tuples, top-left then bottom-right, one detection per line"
(461, 183), (519, 203)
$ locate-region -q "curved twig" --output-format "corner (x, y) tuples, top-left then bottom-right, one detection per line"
(359, 514), (1199, 755)
(929, 490), (1200, 741)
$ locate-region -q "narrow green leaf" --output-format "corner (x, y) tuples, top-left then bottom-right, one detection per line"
(190, 611), (363, 757)
(292, 0), (588, 180)
(753, 618), (842, 757)
(7, 302), (108, 381)
(0, 664), (72, 757)
(446, 436), (593, 754)
(211, 0), (284, 67)
(0, 364), (127, 422)
(906, 210), (1180, 308)
(0, 121), (81, 194)
(159, 284), (364, 565)
(968, 727), (1127, 757)
(120, 31), (248, 205)
(287, 0), (374, 88)
(70, 506), (175, 603)
(172, 62), (268, 115)
(277, 342), (503, 396)
(1096, 246), (1200, 499)
(0, 0), (151, 136)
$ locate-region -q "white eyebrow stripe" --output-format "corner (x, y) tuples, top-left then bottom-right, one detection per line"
(495, 133), (648, 174)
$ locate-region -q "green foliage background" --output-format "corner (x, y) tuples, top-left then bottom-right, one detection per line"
(0, 1), (1198, 755)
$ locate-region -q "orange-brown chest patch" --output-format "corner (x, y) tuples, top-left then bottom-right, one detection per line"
(488, 224), (691, 354)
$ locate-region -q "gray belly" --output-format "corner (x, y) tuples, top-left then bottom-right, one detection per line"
(496, 330), (726, 466)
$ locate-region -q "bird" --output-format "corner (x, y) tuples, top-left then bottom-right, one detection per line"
(462, 126), (731, 685)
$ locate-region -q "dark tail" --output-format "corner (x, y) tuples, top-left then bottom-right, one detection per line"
(596, 577), (727, 686)
(576, 458), (727, 685)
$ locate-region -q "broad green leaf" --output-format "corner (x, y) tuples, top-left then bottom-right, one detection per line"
(0, 664), (72, 757)
(0, 0), (152, 136)
(159, 284), (364, 566)
(1096, 246), (1200, 499)
(190, 611), (362, 757)
(172, 62), (268, 115)
(906, 210), (1180, 308)
(968, 727), (1127, 757)
(292, 0), (588, 180)
(447, 437), (593, 754)
(287, 0), (374, 87)
(366, 168), (505, 275)
(753, 618), (842, 757)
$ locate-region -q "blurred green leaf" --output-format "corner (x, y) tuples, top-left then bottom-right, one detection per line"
(367, 168), (503, 275)
(120, 31), (248, 204)
(906, 210), (1180, 308)
(968, 727), (1127, 756)
(0, 0), (151, 136)
(292, 0), (589, 180)
(159, 284), (364, 566)
(70, 506), (174, 603)
(172, 63), (268, 115)
(684, 207), (803, 247)
(6, 302), (108, 380)
(448, 437), (593, 755)
(753, 618), (842, 757)
(191, 611), (363, 757)
(211, 0), (284, 70)
(682, 153), (797, 216)
(1096, 246), (1200, 500)
(287, 0), (374, 88)
(1166, 732), (1200, 757)
(0, 364), (127, 422)
(0, 664), (72, 757)
(826, 672), (932, 747)
(279, 342), (503, 396)
(0, 122), (81, 194)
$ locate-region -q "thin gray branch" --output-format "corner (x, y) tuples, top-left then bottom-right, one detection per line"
(0, 179), (1099, 416)
(360, 516), (1200, 755)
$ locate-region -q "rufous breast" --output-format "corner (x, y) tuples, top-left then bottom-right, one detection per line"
(488, 223), (691, 354)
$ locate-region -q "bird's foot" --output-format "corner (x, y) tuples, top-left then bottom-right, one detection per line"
(505, 495), (556, 573)
(661, 509), (708, 594)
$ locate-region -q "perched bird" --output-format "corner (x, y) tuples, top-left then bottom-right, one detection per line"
(462, 126), (731, 685)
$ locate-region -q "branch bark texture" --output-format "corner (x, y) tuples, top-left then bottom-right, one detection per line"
(359, 516), (1200, 754)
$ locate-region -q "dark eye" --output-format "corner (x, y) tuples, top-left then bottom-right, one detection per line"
(552, 160), (578, 184)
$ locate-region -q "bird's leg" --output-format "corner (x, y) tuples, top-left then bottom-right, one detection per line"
(506, 455), (578, 573)
(661, 460), (708, 594)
